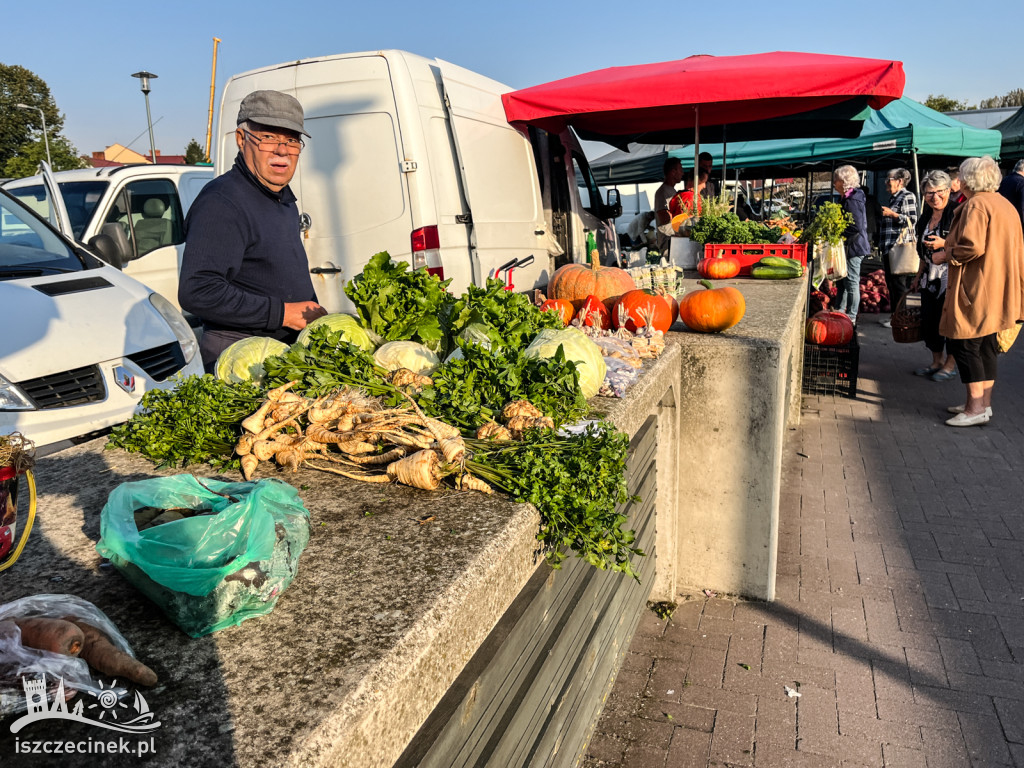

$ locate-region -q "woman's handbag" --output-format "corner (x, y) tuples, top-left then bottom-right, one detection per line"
(890, 292), (923, 343)
(889, 224), (920, 275)
(819, 240), (847, 282)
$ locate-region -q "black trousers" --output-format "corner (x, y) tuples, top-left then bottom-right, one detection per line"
(920, 286), (948, 354)
(947, 334), (999, 384)
(882, 249), (913, 310)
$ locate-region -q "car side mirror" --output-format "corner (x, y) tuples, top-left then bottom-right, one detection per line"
(603, 188), (623, 220)
(88, 228), (129, 270)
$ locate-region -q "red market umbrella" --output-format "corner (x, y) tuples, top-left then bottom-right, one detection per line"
(501, 51), (905, 147)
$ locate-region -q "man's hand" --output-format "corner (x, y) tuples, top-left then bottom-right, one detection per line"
(283, 301), (328, 330)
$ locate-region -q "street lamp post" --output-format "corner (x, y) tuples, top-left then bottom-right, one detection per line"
(15, 103), (52, 168)
(131, 70), (159, 164)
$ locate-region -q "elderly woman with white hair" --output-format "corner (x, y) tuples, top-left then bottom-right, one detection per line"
(937, 156), (1024, 426)
(879, 168), (919, 324)
(832, 165), (871, 324)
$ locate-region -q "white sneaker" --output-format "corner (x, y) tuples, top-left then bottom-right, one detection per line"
(947, 405), (993, 417)
(880, 319), (892, 328)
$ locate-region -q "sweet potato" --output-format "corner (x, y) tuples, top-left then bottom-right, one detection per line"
(14, 618), (84, 657)
(65, 618), (158, 687)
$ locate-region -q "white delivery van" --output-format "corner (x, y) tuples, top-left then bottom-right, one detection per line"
(216, 50), (621, 311)
(0, 174), (203, 454)
(3, 164), (213, 310)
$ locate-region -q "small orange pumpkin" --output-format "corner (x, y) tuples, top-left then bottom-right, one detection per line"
(548, 262), (636, 312)
(697, 255), (741, 280)
(577, 294), (611, 330)
(677, 280), (746, 333)
(612, 289), (674, 333)
(540, 298), (574, 326)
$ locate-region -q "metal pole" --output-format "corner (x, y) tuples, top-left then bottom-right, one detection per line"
(912, 150), (921, 212)
(720, 124), (727, 201)
(15, 104), (51, 168)
(144, 91), (157, 164)
(205, 37), (221, 162)
(694, 105), (700, 195)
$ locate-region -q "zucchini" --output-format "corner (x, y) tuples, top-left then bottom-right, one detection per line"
(751, 264), (803, 279)
(757, 256), (801, 270)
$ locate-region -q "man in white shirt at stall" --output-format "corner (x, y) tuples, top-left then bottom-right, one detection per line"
(654, 157), (683, 255)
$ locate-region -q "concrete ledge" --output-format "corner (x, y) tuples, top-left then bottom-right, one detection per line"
(667, 276), (807, 600)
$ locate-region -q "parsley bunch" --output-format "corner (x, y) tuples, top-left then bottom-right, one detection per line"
(106, 376), (264, 469)
(261, 326), (397, 400)
(417, 341), (588, 429)
(467, 423), (643, 580)
(804, 201), (854, 247)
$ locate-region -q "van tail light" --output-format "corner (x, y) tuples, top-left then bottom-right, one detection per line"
(411, 225), (444, 279)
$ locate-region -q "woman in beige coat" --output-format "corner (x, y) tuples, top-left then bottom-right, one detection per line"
(936, 156), (1024, 426)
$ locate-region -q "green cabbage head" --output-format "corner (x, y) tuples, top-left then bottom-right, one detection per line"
(524, 328), (607, 399)
(215, 336), (290, 385)
(373, 341), (440, 375)
(296, 313), (375, 352)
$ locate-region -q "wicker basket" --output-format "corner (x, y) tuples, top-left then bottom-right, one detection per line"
(891, 293), (922, 344)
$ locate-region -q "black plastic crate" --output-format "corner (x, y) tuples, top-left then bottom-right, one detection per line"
(802, 337), (859, 398)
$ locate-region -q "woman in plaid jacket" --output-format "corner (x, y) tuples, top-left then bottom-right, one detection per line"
(878, 168), (919, 322)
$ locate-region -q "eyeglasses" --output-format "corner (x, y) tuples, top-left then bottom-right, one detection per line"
(241, 129), (304, 155)
(924, 189), (950, 197)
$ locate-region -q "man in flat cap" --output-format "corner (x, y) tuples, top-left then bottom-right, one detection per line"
(180, 89), (326, 372)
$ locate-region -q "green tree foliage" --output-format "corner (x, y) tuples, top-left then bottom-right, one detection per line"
(3, 135), (87, 178)
(184, 138), (207, 165)
(978, 88), (1024, 109)
(924, 94), (969, 112)
(0, 64), (66, 166)
(1, 62), (85, 176)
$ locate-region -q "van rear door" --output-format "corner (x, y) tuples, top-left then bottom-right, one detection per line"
(293, 55), (414, 313)
(436, 61), (550, 292)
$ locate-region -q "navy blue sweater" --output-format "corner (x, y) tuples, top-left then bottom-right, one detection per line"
(179, 155), (317, 340)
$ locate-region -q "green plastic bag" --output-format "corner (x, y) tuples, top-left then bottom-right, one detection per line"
(97, 475), (310, 637)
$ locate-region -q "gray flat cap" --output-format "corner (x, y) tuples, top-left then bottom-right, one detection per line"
(236, 90), (310, 137)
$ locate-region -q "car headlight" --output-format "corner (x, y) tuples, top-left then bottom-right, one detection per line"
(0, 374), (35, 411)
(149, 293), (199, 364)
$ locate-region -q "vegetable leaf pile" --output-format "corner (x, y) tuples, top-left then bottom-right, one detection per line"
(690, 210), (783, 246)
(447, 278), (563, 350)
(803, 201), (854, 247)
(344, 251), (456, 353)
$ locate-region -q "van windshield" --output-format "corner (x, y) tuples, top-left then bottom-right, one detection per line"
(0, 191), (86, 277)
(6, 181), (109, 241)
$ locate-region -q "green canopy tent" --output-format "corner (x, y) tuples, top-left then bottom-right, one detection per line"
(591, 98), (1002, 185)
(993, 106), (1024, 164)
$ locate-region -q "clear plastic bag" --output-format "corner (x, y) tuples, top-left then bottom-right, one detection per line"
(0, 594), (137, 716)
(598, 357), (641, 398)
(96, 475), (310, 637)
(592, 336), (643, 369)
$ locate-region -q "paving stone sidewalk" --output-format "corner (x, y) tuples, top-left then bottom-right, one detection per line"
(587, 320), (1024, 768)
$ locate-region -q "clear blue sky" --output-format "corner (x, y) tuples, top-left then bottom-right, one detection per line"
(6, 0), (1019, 162)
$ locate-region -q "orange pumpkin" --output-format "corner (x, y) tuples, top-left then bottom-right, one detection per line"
(677, 280), (746, 333)
(805, 311), (854, 345)
(548, 262), (636, 313)
(577, 294), (611, 330)
(662, 291), (679, 324)
(540, 298), (574, 326)
(612, 289), (674, 333)
(697, 255), (741, 280)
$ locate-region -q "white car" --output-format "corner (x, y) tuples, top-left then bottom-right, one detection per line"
(3, 164), (213, 310)
(0, 173), (202, 454)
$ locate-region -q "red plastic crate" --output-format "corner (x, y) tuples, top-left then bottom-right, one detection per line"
(702, 243), (807, 276)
